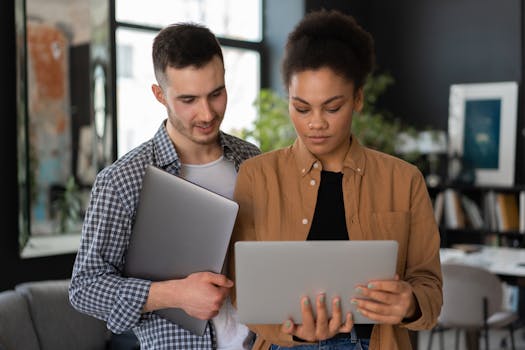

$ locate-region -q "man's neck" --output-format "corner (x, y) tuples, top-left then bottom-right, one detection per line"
(172, 135), (223, 165)
(179, 144), (223, 165)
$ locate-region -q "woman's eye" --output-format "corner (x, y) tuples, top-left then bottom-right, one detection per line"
(326, 106), (341, 113)
(294, 106), (309, 114)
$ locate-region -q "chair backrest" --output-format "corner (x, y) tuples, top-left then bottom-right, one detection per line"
(439, 263), (503, 328)
(15, 279), (110, 350)
(0, 289), (40, 350)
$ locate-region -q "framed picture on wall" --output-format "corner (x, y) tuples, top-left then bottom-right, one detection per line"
(448, 81), (518, 186)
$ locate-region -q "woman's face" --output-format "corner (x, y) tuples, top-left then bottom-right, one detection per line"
(288, 67), (363, 171)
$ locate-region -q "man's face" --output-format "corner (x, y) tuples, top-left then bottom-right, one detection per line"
(152, 56), (227, 147)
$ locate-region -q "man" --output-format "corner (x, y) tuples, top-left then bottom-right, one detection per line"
(69, 23), (260, 349)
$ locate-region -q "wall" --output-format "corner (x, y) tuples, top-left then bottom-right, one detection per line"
(307, 0), (525, 184)
(264, 0), (305, 95)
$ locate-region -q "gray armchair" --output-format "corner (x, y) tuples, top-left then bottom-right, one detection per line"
(0, 279), (111, 350)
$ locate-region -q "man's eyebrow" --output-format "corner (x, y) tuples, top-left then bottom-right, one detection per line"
(176, 85), (225, 100)
(291, 95), (345, 105)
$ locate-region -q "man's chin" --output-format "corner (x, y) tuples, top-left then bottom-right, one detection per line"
(192, 130), (220, 145)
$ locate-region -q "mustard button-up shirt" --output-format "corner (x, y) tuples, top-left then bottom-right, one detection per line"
(230, 137), (443, 350)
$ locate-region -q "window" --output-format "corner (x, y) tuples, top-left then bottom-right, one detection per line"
(114, 0), (262, 156)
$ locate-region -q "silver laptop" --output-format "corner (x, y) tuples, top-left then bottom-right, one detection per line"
(123, 165), (239, 335)
(234, 240), (398, 324)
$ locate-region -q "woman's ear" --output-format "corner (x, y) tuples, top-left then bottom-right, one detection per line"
(354, 88), (364, 113)
(151, 84), (167, 106)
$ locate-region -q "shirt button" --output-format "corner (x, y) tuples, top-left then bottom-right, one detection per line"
(302, 168), (306, 173)
(357, 168), (361, 172)
(313, 162), (319, 169)
(302, 218), (309, 225)
(310, 179), (316, 186)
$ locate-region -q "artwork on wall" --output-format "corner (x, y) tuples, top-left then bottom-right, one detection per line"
(448, 81), (518, 186)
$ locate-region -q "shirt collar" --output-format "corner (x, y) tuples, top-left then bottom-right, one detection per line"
(292, 135), (367, 177)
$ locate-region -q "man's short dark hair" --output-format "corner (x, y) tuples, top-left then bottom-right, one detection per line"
(152, 23), (223, 86)
(282, 9), (375, 91)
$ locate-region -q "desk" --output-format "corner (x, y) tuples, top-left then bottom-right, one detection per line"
(439, 246), (525, 350)
(440, 246), (525, 277)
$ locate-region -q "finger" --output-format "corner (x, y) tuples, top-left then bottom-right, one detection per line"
(300, 296), (315, 327)
(365, 279), (404, 294)
(206, 273), (234, 288)
(315, 293), (329, 338)
(294, 296), (316, 341)
(281, 319), (295, 335)
(339, 312), (353, 333)
(353, 297), (405, 323)
(328, 297), (343, 334)
(356, 306), (402, 325)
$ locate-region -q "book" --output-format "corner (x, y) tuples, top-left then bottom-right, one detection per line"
(444, 189), (466, 229)
(520, 190), (525, 233)
(495, 193), (519, 231)
(433, 191), (444, 226)
(460, 195), (484, 229)
(483, 191), (498, 231)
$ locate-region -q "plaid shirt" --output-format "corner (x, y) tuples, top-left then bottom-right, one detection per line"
(69, 121), (260, 349)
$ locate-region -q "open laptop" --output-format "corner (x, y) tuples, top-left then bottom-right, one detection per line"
(123, 165), (239, 335)
(234, 240), (398, 324)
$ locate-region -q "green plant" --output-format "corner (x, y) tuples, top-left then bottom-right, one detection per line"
(240, 89), (296, 153)
(53, 176), (83, 234)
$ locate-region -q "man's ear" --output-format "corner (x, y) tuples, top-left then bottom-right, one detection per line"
(354, 88), (364, 113)
(152, 84), (167, 106)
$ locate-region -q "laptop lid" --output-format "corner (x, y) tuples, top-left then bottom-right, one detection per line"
(234, 240), (398, 325)
(123, 165), (239, 335)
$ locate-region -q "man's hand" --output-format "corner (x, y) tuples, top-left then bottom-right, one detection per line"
(351, 274), (418, 324)
(143, 271), (233, 320)
(280, 294), (353, 342)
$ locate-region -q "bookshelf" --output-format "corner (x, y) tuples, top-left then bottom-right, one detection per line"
(430, 184), (525, 248)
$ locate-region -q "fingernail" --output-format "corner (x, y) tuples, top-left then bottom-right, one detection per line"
(335, 299), (341, 307)
(304, 298), (310, 306)
(285, 320), (291, 328)
(355, 287), (362, 294)
(368, 283), (374, 289)
(319, 294), (325, 303)
(351, 299), (358, 305)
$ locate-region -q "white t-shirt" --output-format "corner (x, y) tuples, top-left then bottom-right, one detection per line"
(181, 156), (252, 350)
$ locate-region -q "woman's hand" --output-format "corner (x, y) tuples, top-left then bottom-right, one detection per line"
(351, 274), (418, 324)
(280, 293), (353, 342)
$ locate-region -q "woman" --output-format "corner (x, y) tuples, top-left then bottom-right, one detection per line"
(230, 9), (442, 350)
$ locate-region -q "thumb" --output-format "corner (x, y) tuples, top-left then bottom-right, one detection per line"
(207, 273), (234, 288)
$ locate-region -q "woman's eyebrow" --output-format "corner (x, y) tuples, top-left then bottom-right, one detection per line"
(291, 95), (345, 105)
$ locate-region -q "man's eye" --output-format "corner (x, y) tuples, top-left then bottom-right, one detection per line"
(211, 90), (222, 98)
(181, 98), (195, 104)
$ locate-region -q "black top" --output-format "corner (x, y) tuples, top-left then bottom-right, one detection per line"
(307, 171), (347, 240)
(306, 170), (373, 340)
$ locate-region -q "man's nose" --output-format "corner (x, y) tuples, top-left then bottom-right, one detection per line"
(199, 99), (214, 121)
